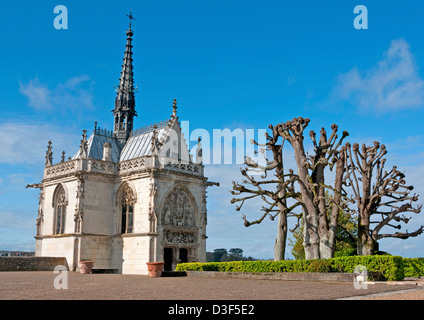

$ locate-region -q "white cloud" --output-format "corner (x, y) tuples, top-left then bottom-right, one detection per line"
(19, 78), (52, 110)
(55, 75), (95, 111)
(19, 75), (94, 112)
(0, 122), (79, 164)
(332, 38), (424, 112)
(0, 238), (35, 252)
(0, 211), (34, 230)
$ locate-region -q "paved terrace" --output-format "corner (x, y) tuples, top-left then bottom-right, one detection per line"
(0, 271), (423, 300)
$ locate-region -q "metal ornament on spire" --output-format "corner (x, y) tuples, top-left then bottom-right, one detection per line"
(127, 11), (135, 29)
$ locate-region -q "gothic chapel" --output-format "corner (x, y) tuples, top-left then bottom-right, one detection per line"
(29, 17), (213, 274)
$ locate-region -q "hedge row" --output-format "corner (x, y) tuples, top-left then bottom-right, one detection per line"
(176, 256), (424, 281)
(403, 258), (424, 278)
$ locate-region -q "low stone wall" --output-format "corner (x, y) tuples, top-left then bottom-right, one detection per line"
(0, 257), (68, 271)
(185, 271), (355, 282)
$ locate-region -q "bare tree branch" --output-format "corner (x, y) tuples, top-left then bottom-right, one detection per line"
(344, 141), (423, 255)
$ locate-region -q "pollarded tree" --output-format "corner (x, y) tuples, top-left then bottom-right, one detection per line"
(275, 117), (350, 259)
(231, 117), (350, 260)
(231, 123), (300, 260)
(344, 141), (423, 255)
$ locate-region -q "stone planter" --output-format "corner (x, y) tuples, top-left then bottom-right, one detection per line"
(146, 262), (164, 277)
(79, 261), (94, 274)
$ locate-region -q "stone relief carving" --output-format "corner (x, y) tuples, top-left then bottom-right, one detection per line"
(36, 187), (45, 236)
(163, 230), (195, 244)
(149, 204), (157, 233)
(148, 180), (158, 233)
(74, 175), (85, 233)
(57, 188), (67, 207)
(162, 186), (194, 228)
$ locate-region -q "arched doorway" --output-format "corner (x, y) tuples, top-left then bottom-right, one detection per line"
(161, 184), (198, 270)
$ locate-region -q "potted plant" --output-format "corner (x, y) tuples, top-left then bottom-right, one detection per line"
(79, 260), (94, 274)
(146, 261), (165, 277)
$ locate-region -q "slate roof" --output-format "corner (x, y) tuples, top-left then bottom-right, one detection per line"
(72, 133), (120, 162)
(119, 126), (168, 161)
(72, 120), (171, 163)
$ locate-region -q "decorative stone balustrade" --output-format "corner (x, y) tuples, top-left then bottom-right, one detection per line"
(44, 156), (203, 180)
(44, 160), (78, 179)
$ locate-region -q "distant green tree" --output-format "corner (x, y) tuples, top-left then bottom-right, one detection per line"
(213, 249), (228, 262)
(229, 248), (243, 257)
(334, 208), (357, 257)
(206, 248), (257, 262)
(288, 224), (305, 260)
(206, 251), (214, 262)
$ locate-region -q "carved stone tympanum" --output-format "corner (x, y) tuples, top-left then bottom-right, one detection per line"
(162, 186), (194, 228)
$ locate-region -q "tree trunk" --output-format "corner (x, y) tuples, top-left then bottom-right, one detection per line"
(319, 236), (332, 259)
(357, 216), (377, 255)
(357, 233), (377, 255)
(274, 145), (287, 261)
(321, 154), (346, 259)
(315, 156), (332, 259)
(291, 139), (320, 260)
(274, 211), (287, 260)
(356, 159), (377, 255)
(303, 238), (320, 260)
(303, 211), (321, 259)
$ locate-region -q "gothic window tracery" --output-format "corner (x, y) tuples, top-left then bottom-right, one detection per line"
(121, 185), (135, 234)
(54, 186), (67, 234)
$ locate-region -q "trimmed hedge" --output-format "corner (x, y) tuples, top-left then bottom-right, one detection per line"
(329, 255), (404, 281)
(403, 258), (424, 278)
(176, 255), (407, 281)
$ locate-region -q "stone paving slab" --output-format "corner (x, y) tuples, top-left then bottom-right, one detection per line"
(0, 271), (422, 300)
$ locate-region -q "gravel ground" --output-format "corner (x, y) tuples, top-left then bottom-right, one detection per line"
(0, 271), (422, 300)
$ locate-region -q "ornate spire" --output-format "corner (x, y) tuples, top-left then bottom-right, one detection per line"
(113, 12), (137, 145)
(196, 137), (203, 164)
(45, 140), (53, 167)
(150, 124), (160, 155)
(172, 98), (178, 119)
(78, 130), (88, 159)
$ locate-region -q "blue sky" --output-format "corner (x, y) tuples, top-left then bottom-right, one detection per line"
(0, 1), (423, 259)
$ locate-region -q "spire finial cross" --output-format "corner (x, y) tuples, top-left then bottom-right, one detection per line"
(127, 11), (135, 29)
